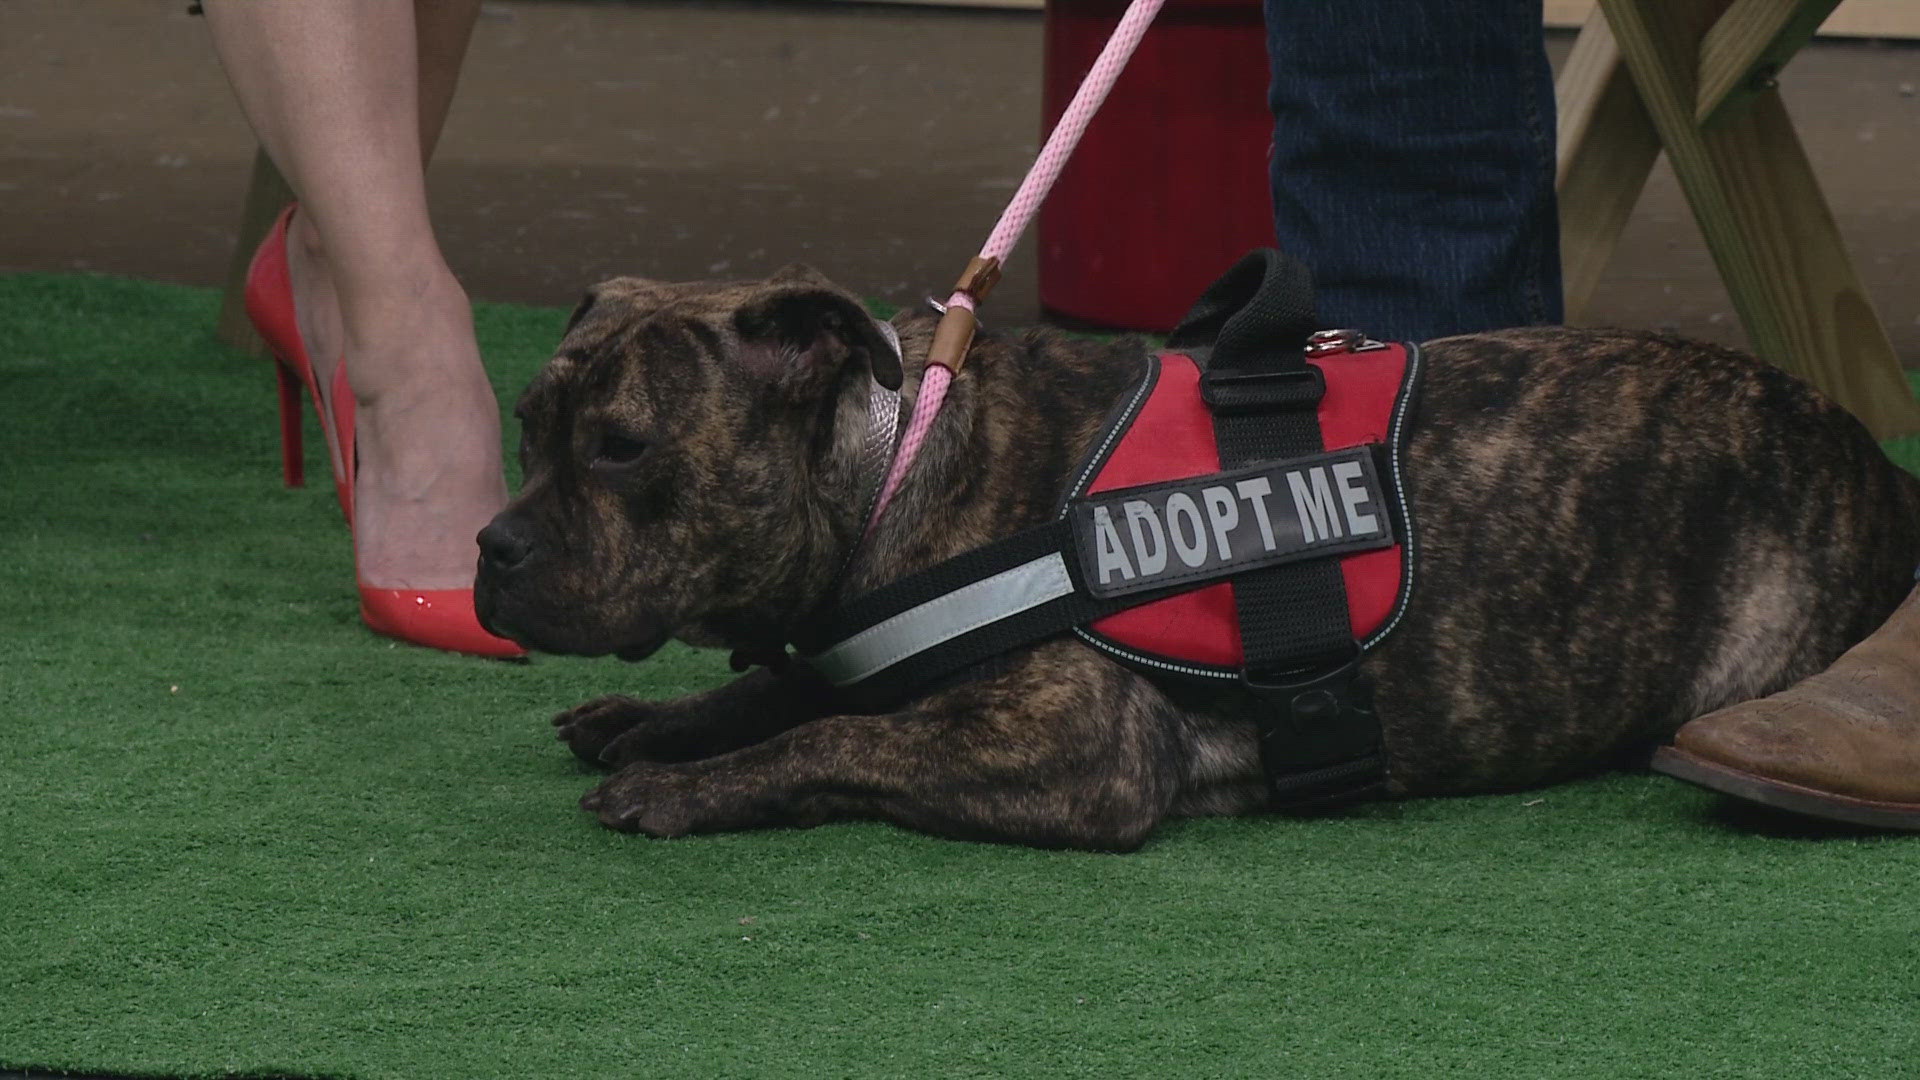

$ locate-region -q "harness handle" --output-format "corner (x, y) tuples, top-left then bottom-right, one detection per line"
(1167, 248), (1319, 370)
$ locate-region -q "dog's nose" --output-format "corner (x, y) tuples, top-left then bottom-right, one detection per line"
(477, 518), (536, 573)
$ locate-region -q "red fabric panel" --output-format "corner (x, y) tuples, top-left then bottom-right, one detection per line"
(1085, 348), (1407, 667)
(1310, 347), (1407, 640)
(1085, 355), (1220, 493)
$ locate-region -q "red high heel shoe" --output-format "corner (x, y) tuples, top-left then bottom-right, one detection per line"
(245, 204), (525, 659)
(248, 205), (355, 522)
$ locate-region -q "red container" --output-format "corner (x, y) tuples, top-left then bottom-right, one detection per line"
(1038, 0), (1276, 331)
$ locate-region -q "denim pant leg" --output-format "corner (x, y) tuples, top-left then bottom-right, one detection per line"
(1265, 0), (1562, 341)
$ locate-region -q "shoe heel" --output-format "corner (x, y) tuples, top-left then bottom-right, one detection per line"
(276, 361), (304, 488)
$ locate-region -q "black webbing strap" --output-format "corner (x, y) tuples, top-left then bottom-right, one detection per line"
(797, 520), (1073, 652)
(792, 520), (1146, 713)
(1168, 246), (1317, 369)
(1181, 251), (1354, 677)
(1175, 250), (1389, 810)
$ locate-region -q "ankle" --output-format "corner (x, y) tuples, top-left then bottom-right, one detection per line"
(339, 271), (487, 404)
(282, 210), (345, 400)
(289, 208), (327, 268)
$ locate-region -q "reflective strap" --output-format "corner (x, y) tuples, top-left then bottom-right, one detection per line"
(802, 552), (1075, 687)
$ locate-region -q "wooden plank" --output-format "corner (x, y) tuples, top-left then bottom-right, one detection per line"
(1598, 0), (1920, 439)
(839, 0), (1920, 35)
(1695, 0), (1842, 126)
(1547, 0), (1604, 27)
(1818, 0), (1920, 37)
(215, 147), (294, 358)
(1553, 7), (1662, 322)
(1549, 0), (1920, 38)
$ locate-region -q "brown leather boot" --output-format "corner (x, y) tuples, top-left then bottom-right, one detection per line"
(1652, 587), (1920, 830)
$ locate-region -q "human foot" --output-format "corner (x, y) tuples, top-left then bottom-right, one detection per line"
(343, 280), (507, 592)
(1653, 588), (1920, 830)
(284, 212), (507, 594)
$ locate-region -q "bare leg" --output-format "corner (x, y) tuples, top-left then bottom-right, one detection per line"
(203, 0), (499, 592)
(413, 0), (483, 161)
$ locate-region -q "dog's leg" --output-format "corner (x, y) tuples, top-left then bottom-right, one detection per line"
(553, 667), (834, 767)
(577, 642), (1186, 850)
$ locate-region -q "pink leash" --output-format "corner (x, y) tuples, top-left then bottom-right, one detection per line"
(868, 0), (1169, 528)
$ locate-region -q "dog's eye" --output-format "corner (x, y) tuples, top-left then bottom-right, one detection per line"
(594, 430), (649, 468)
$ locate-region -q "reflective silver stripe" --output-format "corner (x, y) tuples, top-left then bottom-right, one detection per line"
(873, 317), (902, 361)
(803, 552), (1074, 686)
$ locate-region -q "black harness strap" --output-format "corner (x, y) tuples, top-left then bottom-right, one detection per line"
(1173, 250), (1389, 809)
(793, 518), (1190, 712)
(1186, 252), (1357, 675)
(792, 521), (1082, 711)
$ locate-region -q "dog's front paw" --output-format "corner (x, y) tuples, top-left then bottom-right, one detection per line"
(554, 693), (764, 768)
(579, 763), (711, 837)
(551, 695), (655, 767)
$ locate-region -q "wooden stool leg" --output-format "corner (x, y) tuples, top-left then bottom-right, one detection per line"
(1695, 0), (1843, 127)
(214, 147), (295, 357)
(1599, 0), (1920, 439)
(1553, 6), (1662, 324)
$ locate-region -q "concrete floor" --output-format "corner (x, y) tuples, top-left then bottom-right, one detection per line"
(2, 0), (1917, 354)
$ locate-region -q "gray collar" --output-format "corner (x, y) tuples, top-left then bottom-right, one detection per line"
(853, 319), (905, 532)
(737, 320), (904, 671)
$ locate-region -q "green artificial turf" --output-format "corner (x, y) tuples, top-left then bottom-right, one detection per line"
(4, 272), (1920, 1079)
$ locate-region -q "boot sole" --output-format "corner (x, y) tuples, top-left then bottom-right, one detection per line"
(1651, 746), (1920, 832)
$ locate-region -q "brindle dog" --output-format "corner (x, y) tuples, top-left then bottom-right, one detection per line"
(474, 266), (1920, 850)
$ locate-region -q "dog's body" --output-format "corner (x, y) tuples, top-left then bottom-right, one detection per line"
(475, 269), (1920, 849)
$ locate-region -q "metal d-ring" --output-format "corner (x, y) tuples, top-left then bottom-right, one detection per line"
(926, 297), (984, 329)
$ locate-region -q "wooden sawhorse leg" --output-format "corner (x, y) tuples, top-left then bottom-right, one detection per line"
(1554, 0), (1920, 439)
(213, 147), (294, 358)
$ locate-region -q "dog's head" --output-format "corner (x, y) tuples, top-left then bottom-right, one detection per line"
(474, 265), (905, 660)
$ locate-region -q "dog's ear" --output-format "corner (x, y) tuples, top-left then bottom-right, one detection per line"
(565, 277), (682, 337)
(764, 263), (837, 289)
(731, 282), (904, 393)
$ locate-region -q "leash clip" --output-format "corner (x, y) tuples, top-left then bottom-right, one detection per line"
(1305, 328), (1390, 358)
(925, 257), (1004, 375)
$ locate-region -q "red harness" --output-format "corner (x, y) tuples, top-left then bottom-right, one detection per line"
(1075, 343), (1417, 677)
(791, 331), (1422, 810)
(790, 245), (1419, 808)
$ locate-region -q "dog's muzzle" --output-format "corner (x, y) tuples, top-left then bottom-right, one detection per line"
(472, 515), (541, 644)
(477, 516), (537, 577)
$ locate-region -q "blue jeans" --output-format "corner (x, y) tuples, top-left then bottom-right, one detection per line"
(1265, 0), (1563, 340)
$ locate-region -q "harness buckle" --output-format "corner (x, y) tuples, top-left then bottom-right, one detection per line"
(1199, 365), (1325, 415)
(1240, 649), (1388, 810)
